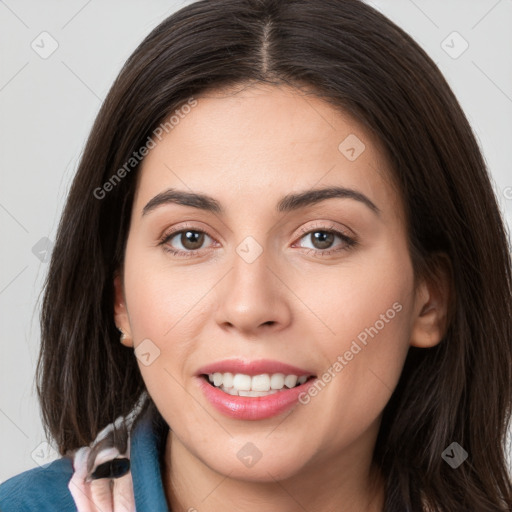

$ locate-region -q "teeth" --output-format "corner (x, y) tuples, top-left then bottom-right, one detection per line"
(213, 373), (223, 387)
(239, 389), (278, 397)
(206, 372), (312, 395)
(252, 374), (270, 391)
(233, 373), (252, 391)
(222, 372), (234, 388)
(284, 375), (298, 388)
(270, 373), (284, 389)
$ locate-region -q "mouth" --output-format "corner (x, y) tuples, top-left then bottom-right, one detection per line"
(200, 372), (317, 397)
(196, 369), (319, 420)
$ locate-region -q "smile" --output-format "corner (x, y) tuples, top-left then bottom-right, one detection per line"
(203, 372), (314, 396)
(196, 372), (318, 420)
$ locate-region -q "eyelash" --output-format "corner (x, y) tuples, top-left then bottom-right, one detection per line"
(158, 222), (357, 259)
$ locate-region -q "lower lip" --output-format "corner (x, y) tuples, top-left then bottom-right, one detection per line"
(195, 375), (318, 420)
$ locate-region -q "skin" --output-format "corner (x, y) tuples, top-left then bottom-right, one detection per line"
(114, 83), (450, 512)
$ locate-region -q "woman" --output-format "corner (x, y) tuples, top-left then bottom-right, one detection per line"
(0, 0), (510, 510)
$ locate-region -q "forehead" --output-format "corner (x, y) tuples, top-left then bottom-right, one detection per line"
(133, 84), (402, 224)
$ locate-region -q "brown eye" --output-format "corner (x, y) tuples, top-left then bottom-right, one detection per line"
(159, 224), (220, 258)
(177, 230), (205, 250)
(296, 228), (354, 254)
(164, 229), (211, 253)
(307, 231), (335, 250)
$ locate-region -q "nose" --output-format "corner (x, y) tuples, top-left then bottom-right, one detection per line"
(214, 244), (292, 338)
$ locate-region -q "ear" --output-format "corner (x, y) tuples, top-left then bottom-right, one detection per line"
(410, 253), (453, 348)
(114, 271), (133, 348)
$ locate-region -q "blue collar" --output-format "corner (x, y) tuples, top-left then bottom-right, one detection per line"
(0, 401), (171, 512)
(130, 402), (170, 511)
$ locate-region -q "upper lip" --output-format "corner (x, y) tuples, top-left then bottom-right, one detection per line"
(196, 358), (317, 377)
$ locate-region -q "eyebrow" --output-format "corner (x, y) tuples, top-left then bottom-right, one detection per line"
(142, 186), (380, 217)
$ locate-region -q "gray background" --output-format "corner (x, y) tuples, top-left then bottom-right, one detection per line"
(1, 0), (511, 481)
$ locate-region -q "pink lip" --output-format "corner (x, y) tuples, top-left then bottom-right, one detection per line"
(195, 358), (316, 377)
(195, 374), (318, 420)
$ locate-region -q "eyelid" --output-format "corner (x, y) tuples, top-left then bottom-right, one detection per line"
(159, 222), (217, 243)
(294, 220), (355, 240)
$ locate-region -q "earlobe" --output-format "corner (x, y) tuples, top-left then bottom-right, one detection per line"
(410, 254), (452, 349)
(113, 272), (133, 347)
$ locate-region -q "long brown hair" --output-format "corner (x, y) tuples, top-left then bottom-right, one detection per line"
(36, 0), (512, 509)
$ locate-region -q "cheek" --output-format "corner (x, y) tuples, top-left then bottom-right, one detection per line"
(296, 237), (414, 355)
(340, 246), (413, 375)
(296, 241), (414, 433)
(121, 240), (218, 396)
(123, 235), (211, 338)
(121, 247), (217, 441)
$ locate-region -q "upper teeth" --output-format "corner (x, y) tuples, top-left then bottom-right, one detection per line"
(208, 372), (309, 391)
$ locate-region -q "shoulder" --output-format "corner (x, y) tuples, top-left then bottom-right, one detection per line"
(0, 457), (76, 512)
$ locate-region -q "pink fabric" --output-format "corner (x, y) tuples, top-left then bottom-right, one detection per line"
(67, 439), (134, 511)
(66, 399), (146, 512)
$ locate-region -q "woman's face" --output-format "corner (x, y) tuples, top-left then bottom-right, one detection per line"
(115, 84), (437, 483)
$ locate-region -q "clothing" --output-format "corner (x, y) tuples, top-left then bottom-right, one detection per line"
(0, 400), (171, 511)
